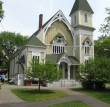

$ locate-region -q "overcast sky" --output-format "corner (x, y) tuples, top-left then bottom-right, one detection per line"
(0, 0), (110, 40)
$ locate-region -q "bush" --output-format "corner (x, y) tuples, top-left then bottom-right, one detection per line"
(95, 81), (105, 90)
(77, 57), (110, 90)
(82, 80), (94, 89)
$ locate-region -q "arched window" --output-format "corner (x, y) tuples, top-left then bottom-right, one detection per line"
(51, 33), (67, 54)
(85, 13), (88, 22)
(83, 38), (92, 55)
(85, 41), (90, 55)
(74, 15), (76, 23)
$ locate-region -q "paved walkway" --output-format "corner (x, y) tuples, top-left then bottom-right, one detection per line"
(0, 84), (110, 107)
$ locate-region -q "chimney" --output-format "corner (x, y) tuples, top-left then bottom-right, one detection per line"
(39, 14), (43, 31)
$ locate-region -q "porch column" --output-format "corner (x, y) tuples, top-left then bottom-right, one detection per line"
(62, 63), (65, 79)
(73, 65), (76, 79)
(68, 65), (71, 80)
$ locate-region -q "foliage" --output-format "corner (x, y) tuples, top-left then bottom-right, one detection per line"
(94, 35), (110, 57)
(11, 89), (68, 101)
(77, 57), (110, 90)
(99, 8), (110, 35)
(0, 31), (28, 69)
(48, 101), (90, 107)
(0, 1), (4, 19)
(25, 59), (62, 91)
(71, 88), (110, 104)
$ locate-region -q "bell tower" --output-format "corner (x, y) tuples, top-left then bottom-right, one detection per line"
(70, 0), (95, 63)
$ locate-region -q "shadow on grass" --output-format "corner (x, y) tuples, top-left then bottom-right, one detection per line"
(14, 89), (55, 95)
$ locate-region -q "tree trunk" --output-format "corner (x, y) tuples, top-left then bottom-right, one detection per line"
(38, 79), (41, 92)
(8, 61), (10, 81)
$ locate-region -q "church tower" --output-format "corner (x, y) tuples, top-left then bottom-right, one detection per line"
(70, 0), (95, 63)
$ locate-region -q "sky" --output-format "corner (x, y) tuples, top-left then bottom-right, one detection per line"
(0, 0), (110, 40)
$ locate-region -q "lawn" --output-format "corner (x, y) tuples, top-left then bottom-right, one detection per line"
(11, 89), (69, 101)
(70, 88), (110, 104)
(48, 101), (90, 107)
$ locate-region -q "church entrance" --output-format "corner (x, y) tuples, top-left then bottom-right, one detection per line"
(60, 62), (68, 79)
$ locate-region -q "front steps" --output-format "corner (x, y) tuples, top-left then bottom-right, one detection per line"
(47, 79), (80, 87)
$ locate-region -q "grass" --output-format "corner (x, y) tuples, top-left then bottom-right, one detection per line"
(4, 80), (9, 84)
(48, 101), (90, 107)
(11, 88), (69, 101)
(70, 88), (110, 104)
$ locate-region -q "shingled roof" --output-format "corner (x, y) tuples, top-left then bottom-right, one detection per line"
(70, 0), (94, 16)
(46, 53), (79, 65)
(25, 35), (46, 47)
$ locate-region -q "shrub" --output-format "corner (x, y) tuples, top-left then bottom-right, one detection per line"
(77, 57), (110, 90)
(82, 79), (94, 89)
(94, 81), (105, 90)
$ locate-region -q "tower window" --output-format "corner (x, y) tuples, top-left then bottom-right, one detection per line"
(85, 46), (90, 55)
(85, 13), (88, 22)
(84, 41), (90, 55)
(74, 15), (76, 23)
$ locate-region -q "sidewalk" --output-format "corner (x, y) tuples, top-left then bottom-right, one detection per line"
(0, 84), (110, 107)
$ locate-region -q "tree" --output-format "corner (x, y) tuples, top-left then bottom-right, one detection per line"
(0, 31), (28, 70)
(99, 8), (110, 36)
(94, 35), (110, 57)
(25, 59), (62, 92)
(77, 57), (110, 90)
(0, 1), (4, 19)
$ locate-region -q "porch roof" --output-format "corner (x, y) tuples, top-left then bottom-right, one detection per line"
(46, 54), (79, 65)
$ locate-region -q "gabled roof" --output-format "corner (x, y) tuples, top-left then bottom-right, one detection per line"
(68, 56), (80, 65)
(33, 10), (73, 37)
(25, 35), (46, 47)
(10, 36), (46, 60)
(32, 10), (60, 36)
(46, 53), (79, 65)
(46, 53), (63, 63)
(70, 0), (94, 16)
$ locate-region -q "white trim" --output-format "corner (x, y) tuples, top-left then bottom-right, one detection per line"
(75, 28), (93, 36)
(57, 53), (72, 65)
(43, 10), (74, 42)
(28, 47), (46, 53)
(43, 30), (45, 43)
(68, 65), (71, 80)
(26, 45), (46, 49)
(79, 34), (82, 63)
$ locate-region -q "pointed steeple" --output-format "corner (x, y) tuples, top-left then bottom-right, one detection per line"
(70, 0), (94, 16)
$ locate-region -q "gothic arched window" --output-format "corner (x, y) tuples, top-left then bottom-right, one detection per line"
(83, 38), (92, 55)
(74, 15), (76, 23)
(51, 33), (67, 54)
(85, 13), (88, 22)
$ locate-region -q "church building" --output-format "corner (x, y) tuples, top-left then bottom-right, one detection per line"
(9, 0), (95, 86)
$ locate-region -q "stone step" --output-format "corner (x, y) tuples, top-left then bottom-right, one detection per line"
(47, 79), (80, 87)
